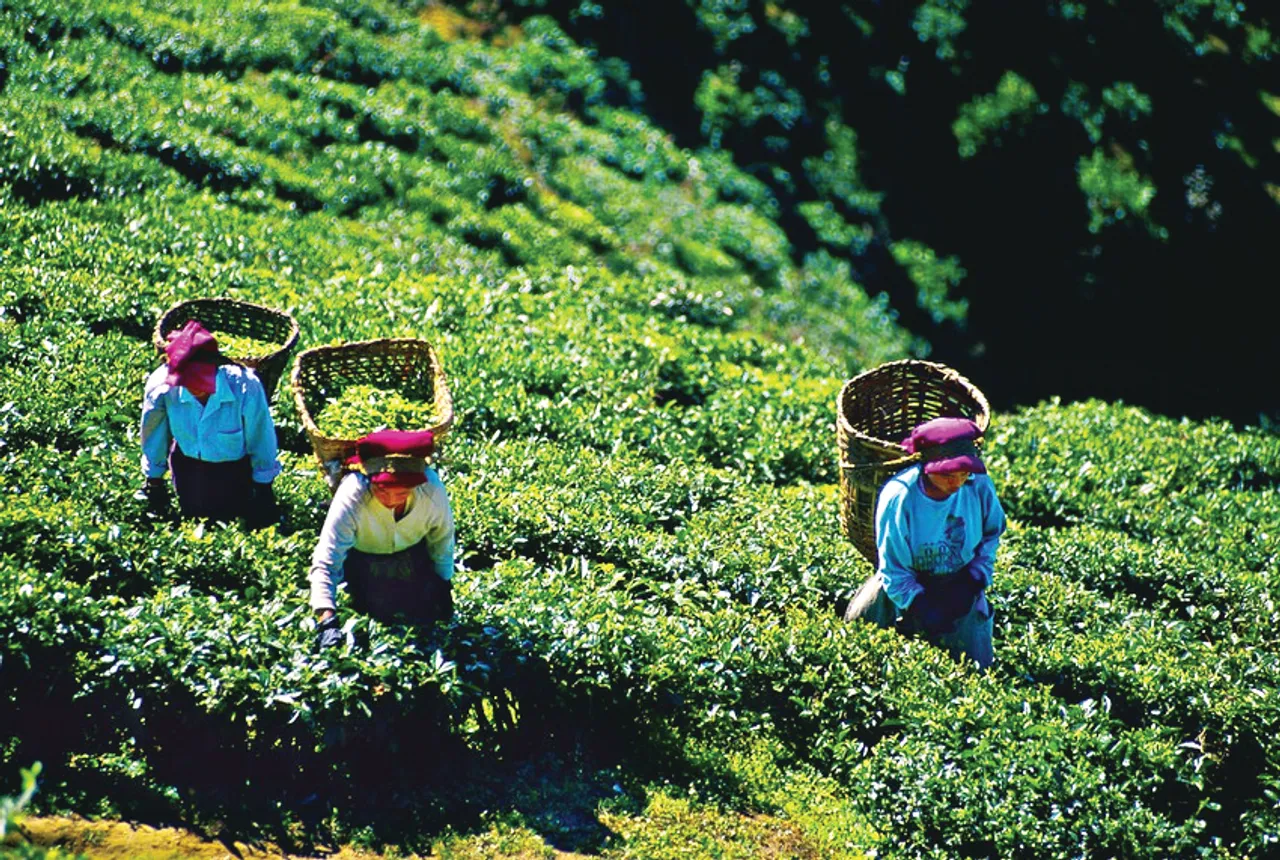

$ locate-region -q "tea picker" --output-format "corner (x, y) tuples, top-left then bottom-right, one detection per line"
(838, 361), (1006, 668)
(139, 319), (282, 526)
(309, 429), (456, 648)
(291, 338), (457, 648)
(141, 298), (299, 526)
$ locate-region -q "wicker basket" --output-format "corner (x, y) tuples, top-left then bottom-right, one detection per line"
(154, 298), (300, 399)
(292, 338), (454, 471)
(837, 360), (991, 566)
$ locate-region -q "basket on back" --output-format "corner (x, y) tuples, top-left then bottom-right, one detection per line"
(837, 360), (990, 566)
(292, 338), (454, 481)
(154, 298), (300, 400)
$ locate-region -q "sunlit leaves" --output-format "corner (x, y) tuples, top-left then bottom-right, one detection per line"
(1076, 147), (1162, 235)
(952, 71), (1041, 158)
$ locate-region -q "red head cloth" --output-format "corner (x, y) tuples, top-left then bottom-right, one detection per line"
(164, 320), (221, 393)
(355, 428), (434, 487)
(902, 416), (986, 475)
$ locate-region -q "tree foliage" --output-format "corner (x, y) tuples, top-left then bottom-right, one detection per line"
(495, 0), (1280, 423)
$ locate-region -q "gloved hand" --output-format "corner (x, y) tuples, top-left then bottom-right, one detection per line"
(914, 570), (983, 637)
(246, 481), (279, 530)
(142, 478), (171, 517)
(947, 563), (985, 603)
(316, 615), (344, 650)
(906, 587), (953, 636)
(961, 563), (985, 594)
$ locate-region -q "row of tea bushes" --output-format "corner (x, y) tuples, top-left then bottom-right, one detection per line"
(4, 0), (1280, 855)
(3, 4), (782, 278)
(3, 420), (1274, 855)
(450, 437), (864, 609)
(987, 401), (1280, 629)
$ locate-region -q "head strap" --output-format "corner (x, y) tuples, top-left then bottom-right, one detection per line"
(354, 454), (427, 476)
(918, 437), (982, 463)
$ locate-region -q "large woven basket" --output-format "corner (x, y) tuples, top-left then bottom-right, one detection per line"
(292, 338), (454, 470)
(837, 360), (990, 566)
(154, 298), (300, 399)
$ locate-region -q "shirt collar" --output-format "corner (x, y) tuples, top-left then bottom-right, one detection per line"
(367, 487), (419, 522)
(174, 366), (232, 405)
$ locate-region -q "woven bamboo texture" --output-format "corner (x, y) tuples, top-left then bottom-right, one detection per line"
(154, 298), (300, 399)
(837, 359), (990, 566)
(291, 338), (454, 468)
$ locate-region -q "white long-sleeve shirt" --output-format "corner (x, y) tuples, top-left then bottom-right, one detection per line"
(140, 364), (281, 483)
(308, 470), (455, 612)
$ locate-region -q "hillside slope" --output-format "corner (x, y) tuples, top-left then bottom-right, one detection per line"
(2, 2), (1279, 858)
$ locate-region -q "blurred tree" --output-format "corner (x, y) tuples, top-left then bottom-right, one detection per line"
(489, 0), (1280, 423)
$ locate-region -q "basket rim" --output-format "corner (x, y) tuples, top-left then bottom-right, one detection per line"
(837, 358), (990, 450)
(152, 297), (301, 355)
(290, 337), (455, 449)
(290, 336), (444, 361)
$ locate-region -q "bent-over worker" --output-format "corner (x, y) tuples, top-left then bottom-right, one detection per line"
(310, 429), (455, 648)
(140, 319), (280, 526)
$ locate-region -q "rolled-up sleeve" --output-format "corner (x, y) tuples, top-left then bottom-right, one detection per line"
(308, 478), (364, 612)
(140, 375), (172, 479)
(876, 484), (923, 610)
(240, 371), (281, 484)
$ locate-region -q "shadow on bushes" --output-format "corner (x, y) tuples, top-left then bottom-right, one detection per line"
(12, 612), (710, 855)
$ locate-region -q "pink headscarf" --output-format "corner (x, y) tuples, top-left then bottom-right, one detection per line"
(351, 428), (434, 488)
(164, 320), (221, 394)
(902, 417), (987, 474)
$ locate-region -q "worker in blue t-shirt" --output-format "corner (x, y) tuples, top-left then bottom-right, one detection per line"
(845, 417), (1006, 669)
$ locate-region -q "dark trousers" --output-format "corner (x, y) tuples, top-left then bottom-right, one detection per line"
(170, 448), (253, 522)
(345, 541), (454, 624)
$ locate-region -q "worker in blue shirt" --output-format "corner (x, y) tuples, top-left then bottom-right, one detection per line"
(845, 417), (1006, 669)
(140, 320), (281, 526)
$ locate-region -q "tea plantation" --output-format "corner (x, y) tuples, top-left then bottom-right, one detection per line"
(2, 1), (1279, 857)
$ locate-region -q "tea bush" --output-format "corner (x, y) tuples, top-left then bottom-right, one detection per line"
(2, 1), (1279, 857)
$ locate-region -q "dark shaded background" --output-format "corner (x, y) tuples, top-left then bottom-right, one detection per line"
(495, 0), (1280, 426)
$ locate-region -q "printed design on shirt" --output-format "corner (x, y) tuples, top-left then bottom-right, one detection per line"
(913, 514), (967, 575)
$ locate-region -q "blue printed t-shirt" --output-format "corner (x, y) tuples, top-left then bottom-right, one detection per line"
(875, 465), (1006, 611)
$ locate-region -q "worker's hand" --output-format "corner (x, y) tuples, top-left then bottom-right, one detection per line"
(961, 563), (985, 594)
(906, 588), (953, 636)
(943, 564), (984, 604)
(246, 481), (279, 530)
(316, 614), (344, 650)
(934, 572), (981, 628)
(142, 478), (171, 517)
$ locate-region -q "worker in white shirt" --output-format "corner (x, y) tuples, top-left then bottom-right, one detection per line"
(309, 429), (455, 647)
(140, 319), (280, 525)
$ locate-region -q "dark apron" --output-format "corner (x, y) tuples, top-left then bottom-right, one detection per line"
(344, 540), (453, 624)
(845, 568), (994, 670)
(169, 447), (253, 522)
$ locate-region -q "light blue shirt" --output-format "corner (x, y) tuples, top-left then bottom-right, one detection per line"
(140, 364), (281, 483)
(308, 470), (456, 612)
(875, 465), (1005, 611)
